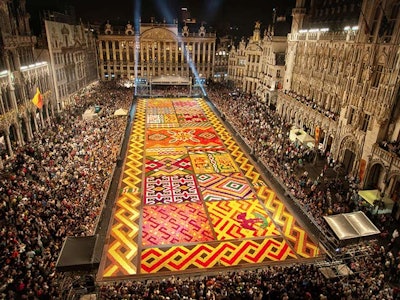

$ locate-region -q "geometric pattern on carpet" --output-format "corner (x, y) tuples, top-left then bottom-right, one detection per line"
(144, 174), (201, 205)
(145, 147), (187, 157)
(120, 101), (145, 192)
(99, 97), (323, 280)
(205, 199), (279, 240)
(144, 154), (193, 177)
(179, 121), (212, 128)
(196, 172), (256, 201)
(197, 100), (262, 185)
(189, 151), (239, 174)
(103, 192), (141, 277)
(147, 123), (180, 128)
(256, 185), (320, 258)
(146, 113), (178, 125)
(145, 127), (223, 148)
(188, 146), (227, 154)
(141, 202), (214, 246)
(172, 99), (202, 111)
(177, 112), (208, 123)
(141, 237), (298, 274)
(147, 98), (174, 109)
(146, 107), (175, 114)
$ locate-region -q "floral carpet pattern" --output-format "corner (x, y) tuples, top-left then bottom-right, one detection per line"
(99, 98), (321, 280)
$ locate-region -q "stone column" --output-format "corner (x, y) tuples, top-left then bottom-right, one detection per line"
(4, 127), (13, 158)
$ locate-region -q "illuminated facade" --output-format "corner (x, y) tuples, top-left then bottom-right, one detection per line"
(44, 12), (98, 110)
(228, 21), (287, 107)
(0, 0), (54, 166)
(214, 35), (232, 82)
(277, 0), (400, 200)
(97, 21), (216, 82)
(0, 4), (99, 167)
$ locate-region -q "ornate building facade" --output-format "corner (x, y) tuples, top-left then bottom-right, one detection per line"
(0, 2), (99, 167)
(97, 21), (216, 84)
(214, 35), (232, 82)
(0, 0), (55, 167)
(277, 0), (400, 201)
(43, 12), (98, 110)
(228, 21), (287, 106)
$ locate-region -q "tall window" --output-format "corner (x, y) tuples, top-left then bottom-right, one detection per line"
(360, 113), (371, 132)
(357, 63), (366, 84)
(371, 65), (383, 88)
(380, 2), (399, 42)
(347, 107), (355, 125)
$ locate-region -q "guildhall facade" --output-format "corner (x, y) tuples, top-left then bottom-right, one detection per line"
(278, 0), (400, 201)
(97, 21), (216, 85)
(228, 0), (400, 203)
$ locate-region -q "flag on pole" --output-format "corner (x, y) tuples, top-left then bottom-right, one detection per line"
(31, 87), (43, 109)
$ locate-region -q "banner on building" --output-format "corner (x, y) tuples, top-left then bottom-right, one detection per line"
(315, 126), (320, 146)
(359, 159), (367, 181)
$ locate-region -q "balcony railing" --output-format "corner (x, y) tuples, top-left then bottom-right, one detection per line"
(372, 143), (400, 169)
(3, 35), (37, 48)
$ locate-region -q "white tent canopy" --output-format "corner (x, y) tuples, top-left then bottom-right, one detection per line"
(114, 108), (128, 116)
(358, 189), (394, 214)
(324, 211), (380, 240)
(82, 107), (98, 120)
(289, 128), (315, 148)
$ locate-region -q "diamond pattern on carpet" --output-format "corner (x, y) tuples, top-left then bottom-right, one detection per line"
(145, 154), (193, 177)
(196, 172), (256, 201)
(144, 174), (202, 205)
(146, 127), (223, 148)
(142, 202), (214, 246)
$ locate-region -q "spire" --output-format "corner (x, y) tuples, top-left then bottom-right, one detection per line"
(291, 0), (307, 33)
(253, 21), (261, 42)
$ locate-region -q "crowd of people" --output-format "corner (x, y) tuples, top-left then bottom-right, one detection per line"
(1, 81), (400, 299)
(0, 81), (131, 299)
(283, 90), (338, 121)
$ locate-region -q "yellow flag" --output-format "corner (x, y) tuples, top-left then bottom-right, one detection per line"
(31, 88), (43, 109)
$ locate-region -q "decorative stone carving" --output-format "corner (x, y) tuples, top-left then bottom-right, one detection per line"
(198, 25), (205, 37)
(125, 21), (134, 35)
(105, 21), (113, 35)
(141, 28), (177, 41)
(182, 25), (189, 37)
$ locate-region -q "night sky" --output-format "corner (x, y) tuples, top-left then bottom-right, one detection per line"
(27, 0), (294, 37)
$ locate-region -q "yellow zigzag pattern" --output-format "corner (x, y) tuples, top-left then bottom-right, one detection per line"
(103, 193), (141, 277)
(257, 185), (320, 258)
(141, 238), (298, 274)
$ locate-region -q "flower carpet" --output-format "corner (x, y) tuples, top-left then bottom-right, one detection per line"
(98, 97), (321, 280)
